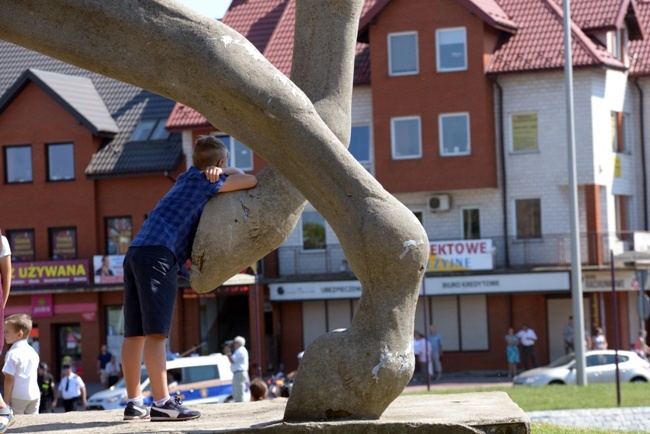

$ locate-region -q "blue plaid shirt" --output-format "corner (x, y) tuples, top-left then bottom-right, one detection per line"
(131, 166), (225, 264)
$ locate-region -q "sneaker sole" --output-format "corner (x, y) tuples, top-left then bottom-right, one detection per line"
(151, 414), (200, 422)
(123, 414), (150, 421)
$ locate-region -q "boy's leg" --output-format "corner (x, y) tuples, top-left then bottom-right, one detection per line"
(143, 334), (169, 402)
(122, 336), (145, 398)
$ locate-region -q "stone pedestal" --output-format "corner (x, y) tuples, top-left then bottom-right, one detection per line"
(12, 392), (529, 433)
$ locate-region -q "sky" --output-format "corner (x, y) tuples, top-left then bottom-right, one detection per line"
(176, 0), (233, 19)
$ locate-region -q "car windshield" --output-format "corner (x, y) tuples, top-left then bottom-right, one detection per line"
(110, 368), (148, 389)
(547, 353), (575, 368)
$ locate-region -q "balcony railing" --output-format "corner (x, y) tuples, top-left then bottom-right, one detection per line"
(277, 231), (647, 277)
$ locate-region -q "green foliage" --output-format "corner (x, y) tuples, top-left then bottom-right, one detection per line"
(532, 423), (646, 434)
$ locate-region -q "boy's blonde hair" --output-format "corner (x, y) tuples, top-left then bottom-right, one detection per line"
(193, 136), (229, 170)
(5, 313), (32, 338)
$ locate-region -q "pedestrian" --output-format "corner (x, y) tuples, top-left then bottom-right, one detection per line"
(225, 336), (250, 402)
(2, 313), (40, 415)
(516, 323), (538, 370)
(427, 325), (443, 381)
(120, 136), (257, 421)
(0, 229), (15, 432)
(249, 378), (268, 401)
(411, 331), (427, 383)
(562, 316), (574, 354)
(633, 330), (650, 360)
(505, 326), (520, 379)
(37, 363), (55, 413)
(97, 344), (112, 388)
(592, 327), (608, 350)
(105, 355), (121, 388)
(51, 364), (87, 412)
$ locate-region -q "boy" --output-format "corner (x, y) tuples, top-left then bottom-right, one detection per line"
(3, 314), (40, 415)
(121, 136), (257, 422)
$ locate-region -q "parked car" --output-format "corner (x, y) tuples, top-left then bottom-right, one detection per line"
(513, 350), (650, 386)
(87, 353), (249, 410)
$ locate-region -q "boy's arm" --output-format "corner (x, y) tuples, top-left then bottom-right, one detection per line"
(4, 374), (14, 405)
(222, 167), (245, 175)
(219, 174), (257, 193)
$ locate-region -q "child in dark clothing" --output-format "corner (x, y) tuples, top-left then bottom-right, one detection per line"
(121, 136), (257, 422)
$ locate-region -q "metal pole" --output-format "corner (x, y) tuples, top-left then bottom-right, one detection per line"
(563, 0), (587, 386)
(610, 251), (621, 406)
(422, 276), (431, 391)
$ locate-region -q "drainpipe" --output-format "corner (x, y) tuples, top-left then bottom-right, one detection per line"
(634, 79), (649, 230)
(494, 77), (511, 268)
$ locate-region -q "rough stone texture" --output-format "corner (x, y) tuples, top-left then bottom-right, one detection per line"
(7, 393), (530, 434)
(0, 0), (429, 421)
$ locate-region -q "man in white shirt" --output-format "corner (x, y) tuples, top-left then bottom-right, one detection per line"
(51, 365), (86, 412)
(516, 323), (538, 370)
(225, 336), (249, 402)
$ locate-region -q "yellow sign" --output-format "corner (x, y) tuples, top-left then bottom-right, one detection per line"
(512, 113), (538, 152)
(614, 155), (621, 177)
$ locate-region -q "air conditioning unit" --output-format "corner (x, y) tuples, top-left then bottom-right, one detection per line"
(428, 194), (451, 212)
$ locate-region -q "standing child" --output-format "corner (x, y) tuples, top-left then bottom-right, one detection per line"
(0, 231), (14, 432)
(3, 313), (40, 415)
(121, 136), (257, 422)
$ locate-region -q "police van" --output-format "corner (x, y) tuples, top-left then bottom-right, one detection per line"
(87, 354), (250, 410)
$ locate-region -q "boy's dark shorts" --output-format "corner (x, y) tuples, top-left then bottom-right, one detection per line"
(123, 246), (179, 337)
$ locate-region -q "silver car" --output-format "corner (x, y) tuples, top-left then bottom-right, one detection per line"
(513, 350), (650, 386)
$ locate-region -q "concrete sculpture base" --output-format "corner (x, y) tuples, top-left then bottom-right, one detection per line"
(11, 392), (530, 433)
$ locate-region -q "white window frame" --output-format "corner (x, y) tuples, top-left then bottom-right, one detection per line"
(391, 116), (422, 160)
(300, 210), (327, 252)
(349, 124), (373, 173)
(388, 31), (419, 76)
(439, 112), (470, 156)
(436, 27), (467, 72)
(460, 207), (481, 240)
(212, 134), (254, 171)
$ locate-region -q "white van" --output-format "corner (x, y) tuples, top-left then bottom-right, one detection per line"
(87, 354), (250, 410)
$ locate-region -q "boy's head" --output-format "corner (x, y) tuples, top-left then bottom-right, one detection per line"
(4, 313), (32, 343)
(193, 136), (229, 170)
(250, 377), (268, 401)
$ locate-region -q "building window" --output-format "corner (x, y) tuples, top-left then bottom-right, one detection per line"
(49, 227), (77, 260)
(47, 143), (75, 181)
(439, 113), (470, 156)
(130, 119), (169, 142)
(350, 125), (372, 172)
(105, 305), (125, 337)
(611, 111), (629, 153)
(216, 135), (253, 171)
(388, 32), (419, 76)
(6, 229), (35, 262)
(515, 199), (542, 240)
(436, 27), (467, 72)
(511, 113), (539, 152)
(4, 145), (32, 184)
(461, 208), (480, 240)
(301, 210), (326, 250)
(412, 210), (424, 225)
(106, 216), (132, 255)
(391, 116), (422, 159)
(614, 195), (629, 235)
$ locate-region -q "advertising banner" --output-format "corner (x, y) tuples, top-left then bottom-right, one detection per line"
(93, 255), (125, 284)
(12, 260), (90, 286)
(428, 239), (493, 272)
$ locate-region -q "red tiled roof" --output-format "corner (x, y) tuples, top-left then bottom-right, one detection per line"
(488, 0), (624, 73)
(168, 0), (371, 129)
(457, 0), (518, 32)
(630, 0), (650, 75)
(553, 0), (624, 30)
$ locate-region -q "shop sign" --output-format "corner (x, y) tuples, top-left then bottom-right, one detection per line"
(270, 280), (361, 301)
(11, 259), (90, 286)
(427, 240), (493, 272)
(81, 312), (97, 322)
(93, 255), (125, 284)
(582, 270), (635, 292)
(424, 272), (570, 295)
(31, 294), (53, 318)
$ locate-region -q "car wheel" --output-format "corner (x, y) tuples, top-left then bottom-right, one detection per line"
(224, 395), (234, 403)
(630, 377), (648, 383)
(548, 380), (565, 385)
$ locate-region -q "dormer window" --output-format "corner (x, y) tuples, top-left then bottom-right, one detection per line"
(607, 28), (628, 63)
(130, 119), (169, 142)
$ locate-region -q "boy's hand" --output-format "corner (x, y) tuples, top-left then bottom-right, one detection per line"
(204, 166), (223, 183)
